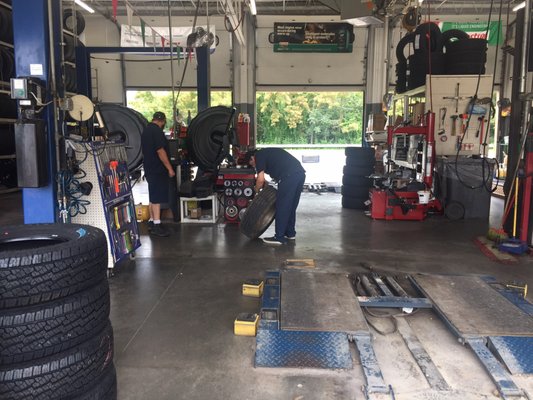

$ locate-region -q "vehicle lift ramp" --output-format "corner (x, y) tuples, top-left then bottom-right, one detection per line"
(255, 270), (533, 400)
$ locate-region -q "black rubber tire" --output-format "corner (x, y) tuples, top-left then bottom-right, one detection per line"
(74, 363), (117, 400)
(0, 224), (108, 309)
(187, 106), (234, 172)
(414, 22), (443, 53)
(408, 52), (446, 75)
(0, 47), (15, 81)
(342, 175), (372, 187)
(342, 195), (368, 210)
(446, 38), (487, 54)
(445, 49), (487, 64)
(346, 156), (375, 168)
(0, 8), (13, 44)
(341, 184), (370, 198)
(99, 104), (148, 172)
(0, 125), (15, 155)
(0, 93), (17, 118)
(65, 64), (77, 93)
(345, 147), (375, 158)
(0, 322), (114, 400)
(63, 9), (86, 35)
(446, 63), (486, 75)
(442, 29), (469, 49)
(0, 159), (17, 188)
(0, 280), (110, 365)
(343, 165), (374, 177)
(396, 32), (415, 63)
(64, 35), (76, 62)
(445, 201), (465, 220)
(240, 185), (277, 239)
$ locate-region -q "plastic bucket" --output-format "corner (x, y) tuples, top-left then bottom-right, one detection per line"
(417, 191), (431, 204)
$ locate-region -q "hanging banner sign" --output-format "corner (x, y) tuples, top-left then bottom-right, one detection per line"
(273, 22), (354, 53)
(120, 25), (217, 50)
(439, 21), (503, 46)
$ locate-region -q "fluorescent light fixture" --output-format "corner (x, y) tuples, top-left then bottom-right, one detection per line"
(74, 0), (95, 14)
(513, 1), (526, 11)
(249, 0), (257, 15)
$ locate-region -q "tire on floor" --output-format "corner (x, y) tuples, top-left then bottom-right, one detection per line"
(0, 280), (110, 365)
(0, 223), (108, 309)
(0, 322), (114, 400)
(343, 165), (374, 177)
(240, 185), (277, 239)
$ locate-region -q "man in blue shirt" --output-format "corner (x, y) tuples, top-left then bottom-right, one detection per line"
(141, 111), (176, 237)
(248, 148), (306, 245)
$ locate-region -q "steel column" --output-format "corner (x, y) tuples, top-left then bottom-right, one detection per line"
(196, 46), (210, 112)
(12, 0), (61, 223)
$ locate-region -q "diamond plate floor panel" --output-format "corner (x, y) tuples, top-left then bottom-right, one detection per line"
(255, 329), (352, 369)
(413, 275), (533, 337)
(489, 336), (533, 375)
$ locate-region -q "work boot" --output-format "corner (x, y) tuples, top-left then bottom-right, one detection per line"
(147, 221), (154, 232)
(150, 223), (169, 237)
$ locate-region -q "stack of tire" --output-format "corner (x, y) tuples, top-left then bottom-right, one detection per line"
(407, 22), (445, 90)
(342, 147), (375, 209)
(395, 32), (415, 94)
(0, 224), (117, 400)
(443, 30), (487, 75)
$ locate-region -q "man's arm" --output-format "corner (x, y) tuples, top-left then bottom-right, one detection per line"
(255, 171), (266, 193)
(156, 148), (176, 177)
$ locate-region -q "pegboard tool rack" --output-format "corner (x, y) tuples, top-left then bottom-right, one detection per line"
(70, 141), (140, 269)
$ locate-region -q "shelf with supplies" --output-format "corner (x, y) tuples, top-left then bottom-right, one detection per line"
(180, 195), (219, 224)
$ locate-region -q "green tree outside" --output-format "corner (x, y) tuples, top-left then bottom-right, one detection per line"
(126, 90), (232, 128)
(127, 90), (363, 144)
(256, 92), (363, 145)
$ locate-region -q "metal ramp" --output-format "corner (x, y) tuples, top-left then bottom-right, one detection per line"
(412, 274), (533, 399)
(255, 270), (392, 398)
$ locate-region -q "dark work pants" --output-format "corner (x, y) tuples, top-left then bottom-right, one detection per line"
(275, 171), (306, 242)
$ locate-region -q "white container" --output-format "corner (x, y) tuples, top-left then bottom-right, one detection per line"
(417, 190), (431, 204)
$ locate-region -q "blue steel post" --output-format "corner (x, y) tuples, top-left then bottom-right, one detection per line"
(12, 0), (60, 223)
(196, 46), (210, 112)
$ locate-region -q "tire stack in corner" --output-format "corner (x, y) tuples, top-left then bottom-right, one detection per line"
(0, 224), (117, 400)
(342, 147), (375, 209)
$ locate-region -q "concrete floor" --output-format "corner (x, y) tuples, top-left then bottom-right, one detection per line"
(1, 190), (533, 399)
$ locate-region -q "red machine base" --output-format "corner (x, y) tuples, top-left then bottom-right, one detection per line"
(370, 189), (438, 221)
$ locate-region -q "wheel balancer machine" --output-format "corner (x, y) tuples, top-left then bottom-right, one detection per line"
(370, 112), (442, 220)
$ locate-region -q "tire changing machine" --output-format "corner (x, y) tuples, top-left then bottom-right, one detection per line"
(370, 112), (442, 220)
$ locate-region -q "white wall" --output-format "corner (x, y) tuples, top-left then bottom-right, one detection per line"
(255, 16), (367, 89)
(82, 12), (514, 103)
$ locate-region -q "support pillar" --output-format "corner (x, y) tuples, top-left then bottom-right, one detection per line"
(364, 23), (389, 145)
(12, 0), (60, 223)
(197, 46), (210, 112)
(232, 14), (256, 147)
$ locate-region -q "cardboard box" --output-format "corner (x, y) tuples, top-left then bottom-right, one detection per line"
(189, 208), (202, 219)
(367, 113), (387, 131)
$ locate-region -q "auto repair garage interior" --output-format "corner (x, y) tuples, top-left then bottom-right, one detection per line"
(3, 0), (533, 399)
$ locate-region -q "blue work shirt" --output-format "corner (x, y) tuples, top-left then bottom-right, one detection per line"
(254, 148), (305, 182)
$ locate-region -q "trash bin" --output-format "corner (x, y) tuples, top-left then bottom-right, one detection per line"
(435, 157), (495, 220)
